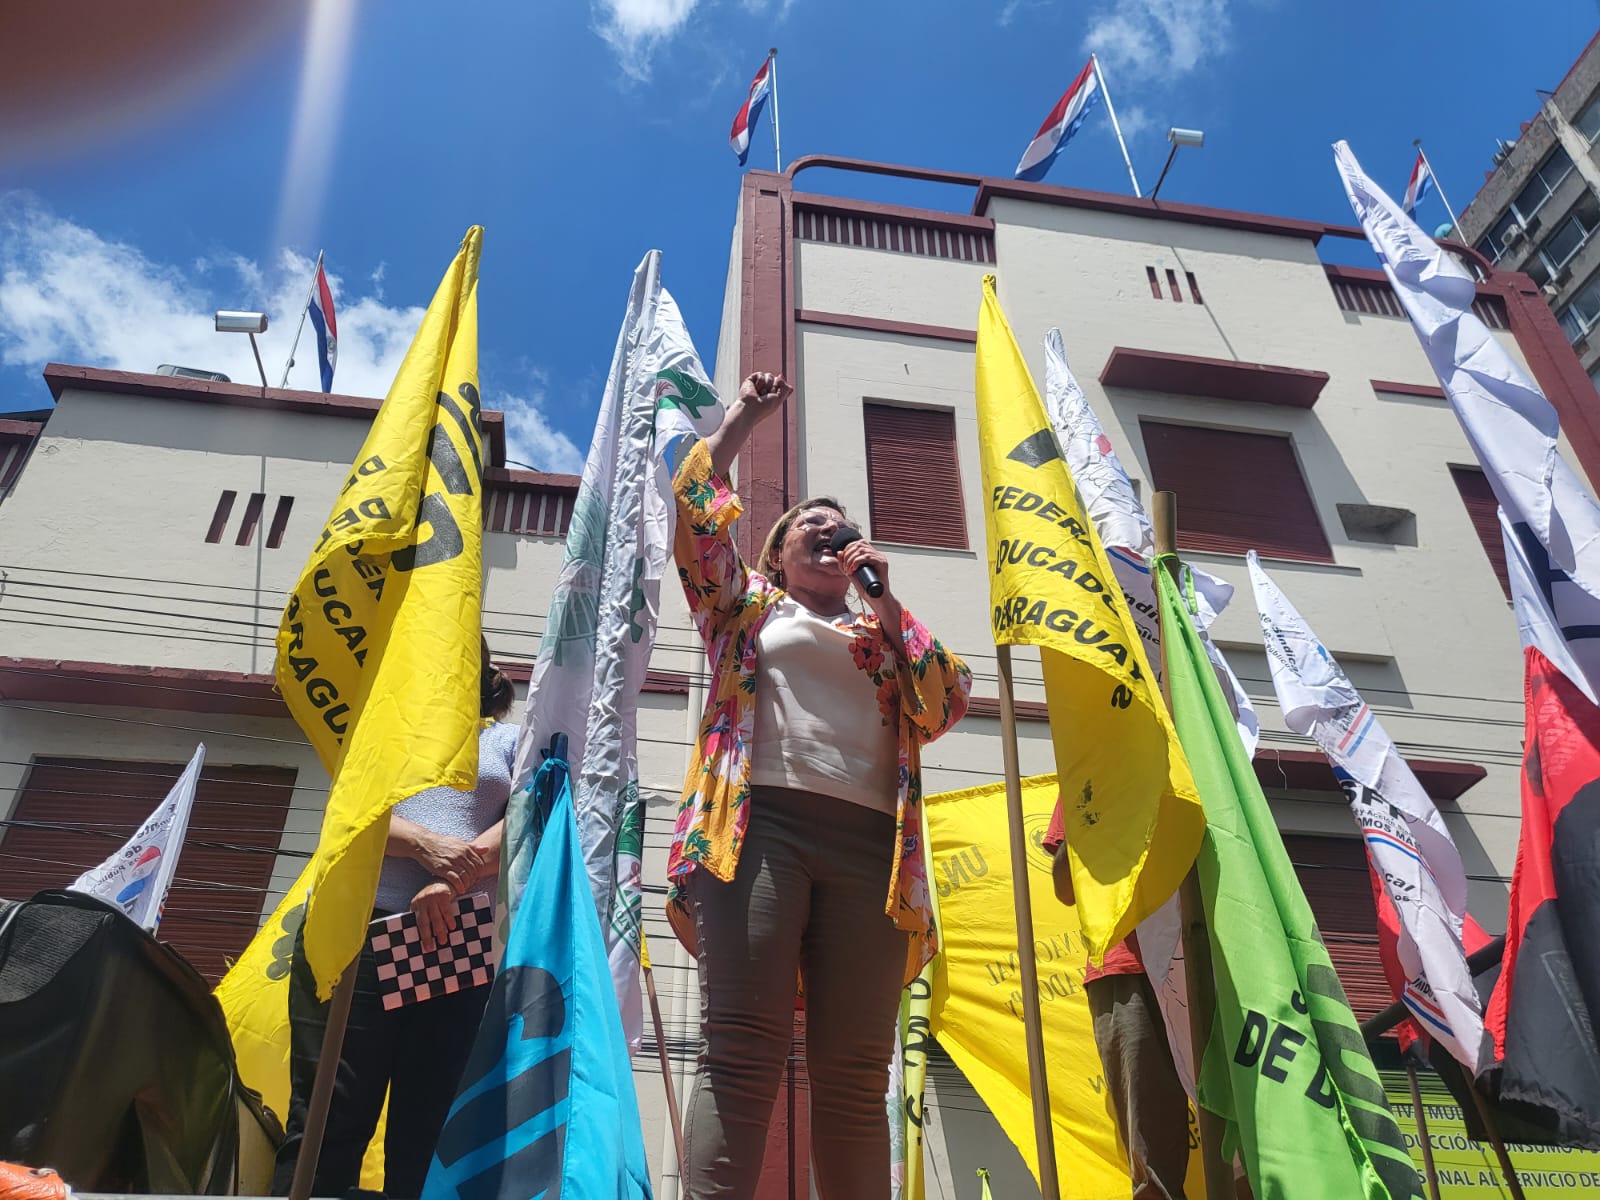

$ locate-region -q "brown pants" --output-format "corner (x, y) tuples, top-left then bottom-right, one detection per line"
(684, 786), (910, 1200)
(1088, 973), (1191, 1200)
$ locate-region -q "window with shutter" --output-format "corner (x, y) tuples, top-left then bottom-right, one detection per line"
(1139, 421), (1332, 562)
(862, 402), (968, 549)
(1449, 465), (1511, 600)
(0, 757), (297, 982)
(1282, 834), (1395, 1029)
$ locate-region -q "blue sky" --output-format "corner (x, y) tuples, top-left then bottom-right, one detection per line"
(1, 0), (1596, 470)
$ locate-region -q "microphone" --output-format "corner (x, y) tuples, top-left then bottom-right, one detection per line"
(828, 526), (884, 598)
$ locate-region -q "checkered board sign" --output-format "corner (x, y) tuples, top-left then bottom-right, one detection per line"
(370, 892), (499, 1011)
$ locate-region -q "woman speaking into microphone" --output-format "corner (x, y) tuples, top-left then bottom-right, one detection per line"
(667, 371), (971, 1200)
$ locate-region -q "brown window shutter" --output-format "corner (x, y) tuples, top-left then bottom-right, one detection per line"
(0, 758), (297, 982)
(863, 402), (968, 549)
(1140, 421), (1332, 562)
(1283, 834), (1395, 1030)
(1449, 465), (1511, 600)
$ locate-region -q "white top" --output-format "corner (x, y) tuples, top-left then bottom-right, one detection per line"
(750, 597), (899, 814)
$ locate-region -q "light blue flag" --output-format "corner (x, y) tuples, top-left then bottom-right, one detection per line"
(423, 748), (654, 1200)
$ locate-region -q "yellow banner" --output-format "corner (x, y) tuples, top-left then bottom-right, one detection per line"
(973, 275), (1202, 960)
(925, 775), (1204, 1199)
(275, 227), (485, 995)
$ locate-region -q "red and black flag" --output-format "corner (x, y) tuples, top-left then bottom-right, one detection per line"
(1484, 647), (1600, 1148)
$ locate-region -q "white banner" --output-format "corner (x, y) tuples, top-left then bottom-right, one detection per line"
(71, 743), (204, 933)
(1248, 551), (1485, 1070)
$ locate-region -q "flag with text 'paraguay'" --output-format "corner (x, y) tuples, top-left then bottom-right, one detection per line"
(274, 227), (484, 996)
(70, 743), (204, 933)
(1247, 551), (1485, 1073)
(1015, 58), (1100, 182)
(1158, 559), (1421, 1200)
(1400, 151), (1432, 217)
(1335, 139), (1600, 705)
(423, 751), (653, 1200)
(975, 275), (1203, 961)
(729, 54), (772, 165)
(503, 250), (723, 1050)
(309, 256), (338, 393)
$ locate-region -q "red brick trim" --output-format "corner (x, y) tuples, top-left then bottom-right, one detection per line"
(0, 418), (43, 437)
(1101, 347), (1329, 408)
(793, 192), (996, 237)
(486, 466), (580, 492)
(796, 310), (978, 344)
(43, 364), (508, 469)
(1370, 379), (1446, 399)
(1254, 747), (1485, 802)
(964, 696), (1049, 721)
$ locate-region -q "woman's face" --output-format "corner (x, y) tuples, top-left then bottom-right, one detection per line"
(773, 505), (850, 601)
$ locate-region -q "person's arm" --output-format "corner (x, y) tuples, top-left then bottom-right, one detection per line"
(388, 814), (483, 895)
(701, 371), (790, 478)
(465, 818), (504, 886)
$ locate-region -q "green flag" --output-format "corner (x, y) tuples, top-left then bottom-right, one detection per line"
(1155, 558), (1421, 1200)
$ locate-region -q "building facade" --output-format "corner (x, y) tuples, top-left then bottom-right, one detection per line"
(1, 154), (1596, 1198)
(1459, 30), (1600, 389)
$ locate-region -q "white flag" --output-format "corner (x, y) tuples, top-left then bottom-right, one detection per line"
(1334, 139), (1600, 701)
(502, 251), (721, 1049)
(1248, 552), (1486, 1070)
(71, 743), (204, 933)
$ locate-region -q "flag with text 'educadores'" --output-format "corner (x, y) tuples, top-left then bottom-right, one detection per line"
(1157, 557), (1420, 1200)
(974, 274), (1202, 961)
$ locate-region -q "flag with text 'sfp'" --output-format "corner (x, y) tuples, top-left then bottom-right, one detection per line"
(70, 743), (203, 933)
(975, 275), (1203, 961)
(1247, 552), (1485, 1073)
(729, 54), (772, 165)
(276, 227), (485, 997)
(1015, 58), (1101, 182)
(1483, 647), (1600, 1149)
(422, 753), (653, 1200)
(1158, 560), (1421, 1200)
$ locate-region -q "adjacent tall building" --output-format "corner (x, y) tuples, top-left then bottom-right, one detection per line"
(3, 153), (1598, 1197)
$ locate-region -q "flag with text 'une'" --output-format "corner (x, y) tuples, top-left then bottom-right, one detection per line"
(276, 227), (484, 997)
(1483, 647), (1600, 1149)
(976, 276), (1203, 960)
(423, 753), (652, 1200)
(1158, 559), (1421, 1200)
(1247, 551), (1486, 1073)
(71, 743), (203, 933)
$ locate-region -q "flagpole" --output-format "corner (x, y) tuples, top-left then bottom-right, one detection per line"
(1405, 1061), (1444, 1200)
(1465, 1078), (1528, 1200)
(767, 48), (782, 173)
(1093, 55), (1142, 198)
(1152, 491), (1233, 1200)
(279, 249), (324, 389)
(995, 643), (1062, 1200)
(287, 956), (360, 1200)
(1413, 141), (1465, 242)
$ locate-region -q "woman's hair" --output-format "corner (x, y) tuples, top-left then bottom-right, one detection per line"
(480, 636), (514, 719)
(758, 496), (847, 589)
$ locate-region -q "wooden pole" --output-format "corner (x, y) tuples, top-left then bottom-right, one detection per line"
(1151, 491), (1234, 1200)
(1406, 1063), (1443, 1200)
(1465, 1076), (1527, 1200)
(645, 962), (688, 1184)
(996, 643), (1063, 1200)
(287, 957), (361, 1200)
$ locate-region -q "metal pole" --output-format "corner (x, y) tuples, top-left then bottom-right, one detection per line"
(767, 49), (782, 173)
(1465, 1076), (1527, 1200)
(1093, 55), (1142, 198)
(1151, 490), (1232, 1200)
(995, 644), (1062, 1200)
(1406, 1063), (1444, 1200)
(1413, 142), (1466, 243)
(286, 958), (360, 1200)
(279, 249), (324, 388)
(645, 961), (688, 1184)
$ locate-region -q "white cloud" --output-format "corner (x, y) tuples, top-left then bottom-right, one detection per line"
(594, 0), (701, 81)
(1114, 104), (1155, 141)
(0, 195), (579, 473)
(1085, 0), (1232, 80)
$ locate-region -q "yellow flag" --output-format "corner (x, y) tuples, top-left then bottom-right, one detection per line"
(976, 1168), (993, 1200)
(276, 227), (486, 995)
(974, 275), (1202, 959)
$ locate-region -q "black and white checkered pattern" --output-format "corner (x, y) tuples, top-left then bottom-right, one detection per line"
(370, 892), (498, 1011)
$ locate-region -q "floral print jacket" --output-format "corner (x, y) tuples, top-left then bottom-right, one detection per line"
(665, 439), (973, 986)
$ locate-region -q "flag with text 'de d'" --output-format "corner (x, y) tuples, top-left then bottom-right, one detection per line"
(976, 275), (1203, 961)
(275, 227), (485, 997)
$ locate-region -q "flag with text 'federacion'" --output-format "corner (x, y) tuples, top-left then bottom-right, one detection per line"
(276, 226), (485, 997)
(423, 752), (652, 1200)
(1247, 551), (1485, 1073)
(976, 275), (1203, 960)
(1158, 559), (1420, 1200)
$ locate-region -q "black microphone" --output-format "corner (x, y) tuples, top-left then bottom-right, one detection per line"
(828, 526), (884, 598)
